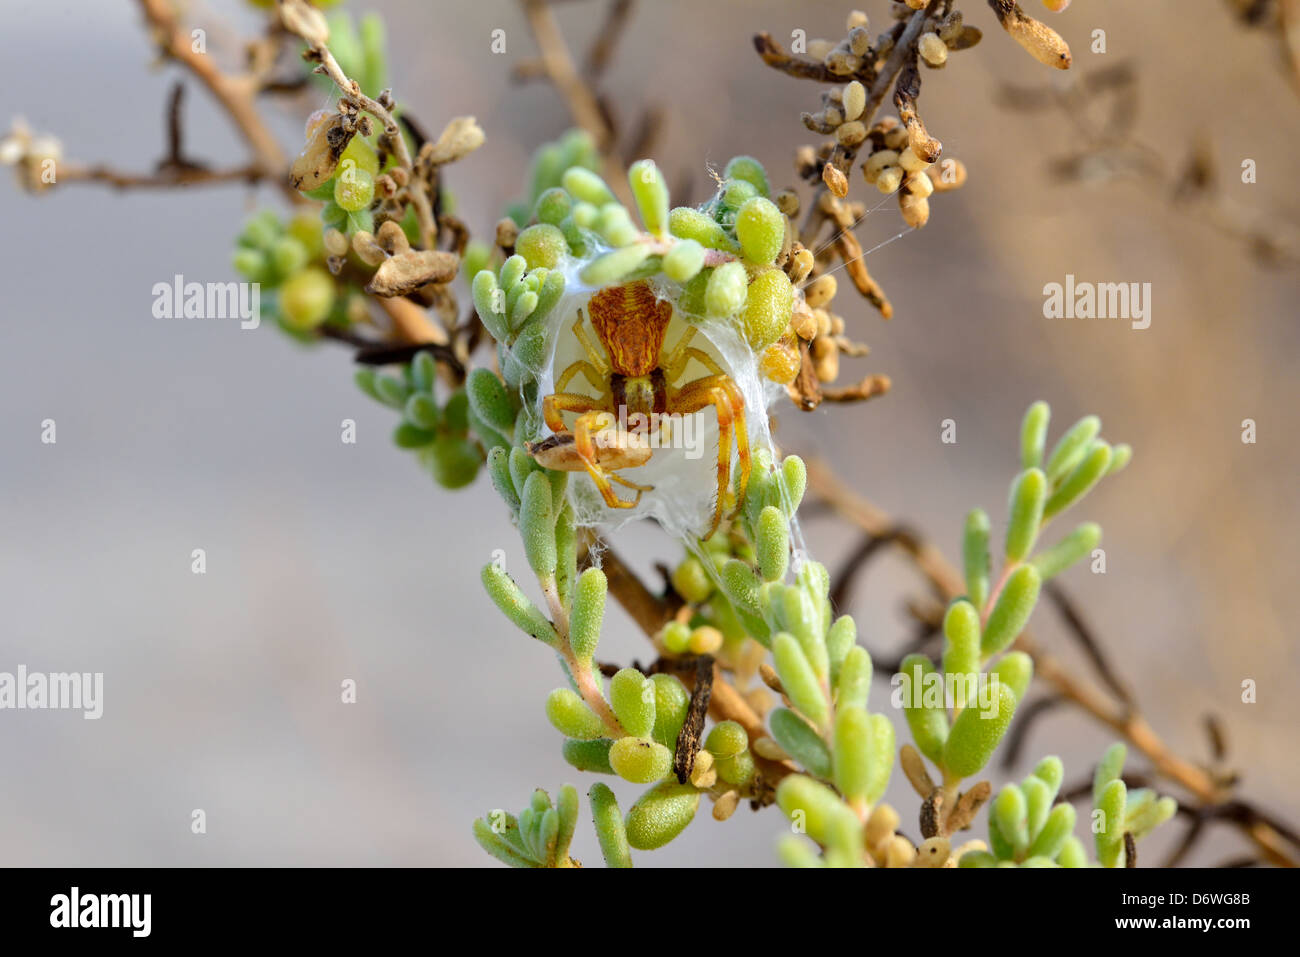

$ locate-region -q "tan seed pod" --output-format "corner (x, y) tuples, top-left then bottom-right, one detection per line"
(688, 625), (724, 655)
(804, 274), (838, 309)
(815, 308), (832, 338)
(846, 10), (869, 31)
(830, 315), (845, 336)
(822, 163), (849, 198)
(825, 49), (863, 76)
(790, 297), (818, 340)
(919, 32), (949, 67)
(789, 246), (815, 284)
(836, 120), (867, 149)
(814, 344), (839, 384)
(279, 0), (330, 47)
(323, 228), (349, 258)
(900, 743), (935, 797)
(350, 231), (386, 267)
(906, 170), (935, 198)
(898, 146), (930, 173)
(422, 116), (485, 166)
(866, 803), (900, 849)
(885, 835), (917, 868)
(495, 217), (519, 251)
(883, 125), (909, 151)
(914, 837), (951, 868)
(899, 190), (930, 228)
(842, 80), (867, 121)
(366, 248), (459, 297)
(876, 166), (904, 195)
(775, 189), (801, 218)
(375, 219), (409, 254)
(939, 11), (964, 42)
(905, 0), (927, 9)
(712, 790), (741, 822)
(848, 26), (871, 57)
(992, 0), (1072, 69)
(862, 149), (900, 184)
(288, 112), (346, 191)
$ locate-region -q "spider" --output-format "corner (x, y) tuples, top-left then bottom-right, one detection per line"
(526, 280), (751, 537)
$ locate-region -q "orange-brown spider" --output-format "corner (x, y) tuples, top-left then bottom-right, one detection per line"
(527, 280), (751, 537)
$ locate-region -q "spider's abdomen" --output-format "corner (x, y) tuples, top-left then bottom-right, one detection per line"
(587, 281), (672, 377)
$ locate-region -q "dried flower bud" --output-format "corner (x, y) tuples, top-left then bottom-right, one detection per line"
(712, 790), (741, 822)
(279, 0), (329, 47)
(825, 48), (863, 76)
(848, 27), (871, 57)
(846, 10), (869, 30)
(289, 112), (347, 191)
(836, 121), (867, 149)
(789, 246), (815, 284)
(323, 228), (349, 258)
(423, 116), (485, 166)
(862, 149), (900, 184)
(899, 190), (930, 228)
(804, 274), (838, 309)
(351, 231), (386, 267)
(760, 339), (801, 385)
(842, 80), (867, 122)
(775, 189), (801, 218)
(876, 166), (903, 194)
(939, 11), (965, 42)
(906, 170), (935, 198)
(919, 32), (949, 67)
(806, 39), (835, 60)
(790, 297), (818, 339)
(991, 0), (1072, 69)
(822, 163), (849, 197)
(495, 217), (519, 251)
(898, 146), (930, 173)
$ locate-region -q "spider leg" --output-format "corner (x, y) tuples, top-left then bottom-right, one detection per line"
(573, 310), (611, 375)
(573, 410), (645, 508)
(556, 359), (608, 394)
(664, 328), (727, 383)
(543, 392), (610, 434)
(672, 374), (751, 537)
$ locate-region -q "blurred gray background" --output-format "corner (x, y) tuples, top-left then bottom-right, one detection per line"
(1, 0), (1296, 866)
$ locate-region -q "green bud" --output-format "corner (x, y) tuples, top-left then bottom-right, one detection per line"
(546, 688), (606, 740)
(663, 238), (706, 283)
(561, 166), (615, 206)
(721, 559), (770, 644)
(963, 508), (992, 611)
(721, 178), (757, 211)
(994, 784), (1030, 856)
(1093, 742), (1127, 804)
(403, 393), (440, 432)
(625, 781), (701, 850)
(515, 223), (567, 269)
(899, 654), (948, 764)
(510, 289), (539, 328)
(862, 712), (896, 803)
(775, 775), (862, 851)
(778, 836), (824, 868)
(466, 368), (515, 434)
(569, 567), (607, 663)
(705, 720), (749, 758)
(771, 707), (832, 779)
(650, 673), (690, 749)
(534, 187), (571, 225)
(1095, 778), (1127, 868)
(1107, 443), (1132, 475)
(734, 197), (785, 265)
(1029, 803), (1076, 860)
(472, 816), (537, 868)
(563, 738), (614, 774)
(554, 784), (579, 864)
(958, 850), (999, 868)
(723, 155), (771, 197)
(1044, 414), (1101, 484)
(834, 643), (871, 711)
(1021, 856), (1060, 868)
(981, 564), (1041, 656)
(410, 352), (437, 393)
(826, 616), (859, 690)
(472, 270), (508, 342)
(610, 669), (656, 739)
(502, 320), (547, 390)
(481, 563), (558, 646)
(554, 501), (576, 607)
(1031, 522), (1102, 579)
(661, 620), (691, 654)
(487, 447), (519, 514)
(1126, 795), (1177, 839)
(609, 736), (673, 784)
(1033, 756), (1064, 801)
(533, 267), (566, 323)
(773, 632), (828, 729)
(588, 783), (632, 867)
(756, 506), (790, 582)
(1020, 401), (1051, 470)
(670, 557), (714, 604)
(537, 807), (560, 865)
(520, 472), (557, 581)
(741, 268), (794, 351)
(1043, 441), (1113, 521)
(831, 705), (872, 802)
(571, 200), (599, 230)
(596, 203), (639, 247)
(1022, 775), (1052, 839)
(990, 651), (1033, 701)
(942, 680), (1017, 779)
(628, 159), (670, 237)
(669, 206), (735, 250)
(941, 600), (981, 709)
(705, 260), (749, 318)
(579, 245), (652, 286)
(1006, 468), (1047, 562)
(781, 455), (808, 513)
(1058, 836), (1088, 868)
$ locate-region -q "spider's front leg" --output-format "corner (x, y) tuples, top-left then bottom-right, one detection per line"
(541, 393), (651, 509)
(670, 374), (752, 538)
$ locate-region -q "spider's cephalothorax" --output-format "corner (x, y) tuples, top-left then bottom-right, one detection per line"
(527, 280), (751, 537)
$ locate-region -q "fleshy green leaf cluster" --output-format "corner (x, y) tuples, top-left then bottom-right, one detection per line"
(472, 785), (581, 868)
